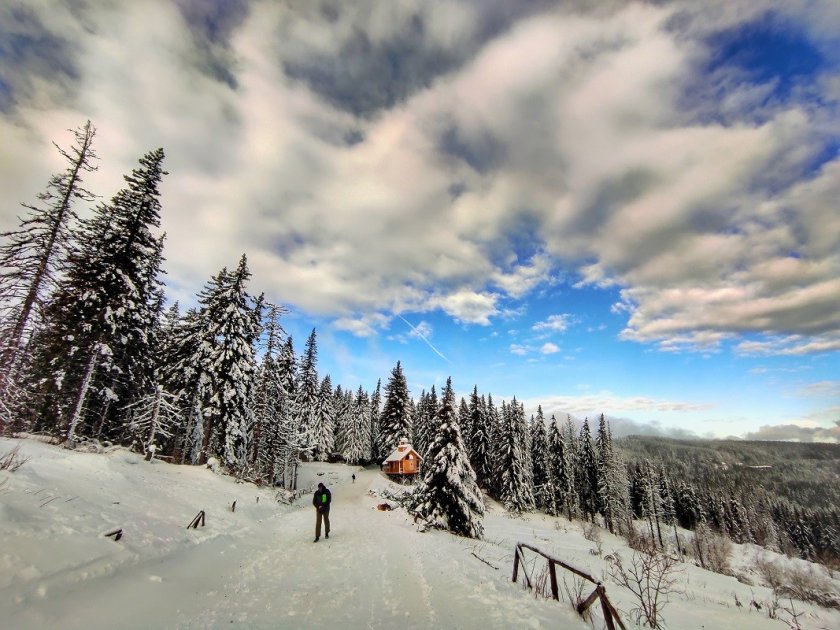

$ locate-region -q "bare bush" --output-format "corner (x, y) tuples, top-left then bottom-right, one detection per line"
(754, 556), (840, 610)
(560, 574), (588, 612)
(690, 522), (732, 575)
(606, 545), (681, 629)
(626, 524), (658, 553)
(0, 444), (29, 472)
(582, 522), (604, 556)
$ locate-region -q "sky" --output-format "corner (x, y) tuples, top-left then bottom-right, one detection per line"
(0, 0), (838, 442)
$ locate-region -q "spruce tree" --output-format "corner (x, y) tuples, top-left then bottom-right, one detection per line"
(29, 148), (167, 442)
(343, 386), (370, 464)
(468, 386), (492, 489)
(311, 375), (334, 461)
(0, 121), (97, 390)
(458, 396), (471, 453)
(530, 407), (550, 510)
(596, 414), (628, 533)
(577, 418), (599, 522)
(250, 303), (287, 480)
(368, 378), (381, 461)
(499, 398), (534, 513)
(413, 377), (484, 538)
(195, 255), (261, 470)
(377, 361), (412, 458)
(547, 414), (575, 519)
(295, 329), (319, 454)
(414, 386), (437, 458)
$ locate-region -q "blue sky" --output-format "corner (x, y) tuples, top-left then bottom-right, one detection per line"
(1, 1), (838, 441)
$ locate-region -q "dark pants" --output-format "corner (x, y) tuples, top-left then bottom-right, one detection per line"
(315, 507), (330, 539)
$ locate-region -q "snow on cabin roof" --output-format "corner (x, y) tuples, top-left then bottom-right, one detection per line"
(383, 443), (422, 463)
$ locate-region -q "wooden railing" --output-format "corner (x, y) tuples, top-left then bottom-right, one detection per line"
(512, 542), (626, 630)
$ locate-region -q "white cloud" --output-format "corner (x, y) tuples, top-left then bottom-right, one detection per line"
(533, 314), (573, 334)
(0, 0), (837, 359)
(540, 342), (560, 354)
(333, 313), (391, 338)
(510, 344), (528, 356)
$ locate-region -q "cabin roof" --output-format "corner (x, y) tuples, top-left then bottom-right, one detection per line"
(383, 443), (422, 463)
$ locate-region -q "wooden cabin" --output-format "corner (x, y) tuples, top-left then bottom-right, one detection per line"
(382, 438), (422, 476)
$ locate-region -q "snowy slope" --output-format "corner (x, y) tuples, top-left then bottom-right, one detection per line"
(1, 437), (838, 629)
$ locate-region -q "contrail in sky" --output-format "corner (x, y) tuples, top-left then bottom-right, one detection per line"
(398, 316), (452, 364)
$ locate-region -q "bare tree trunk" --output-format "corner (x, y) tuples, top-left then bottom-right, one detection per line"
(66, 347), (99, 443)
(146, 385), (162, 449)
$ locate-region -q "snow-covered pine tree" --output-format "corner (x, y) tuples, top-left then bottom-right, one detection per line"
(498, 398), (535, 513)
(468, 387), (492, 489)
(368, 378), (381, 461)
(413, 377), (484, 539)
(376, 361), (412, 459)
(486, 394), (504, 495)
(343, 386), (370, 465)
(27, 148), (167, 442)
(639, 459), (663, 545)
(577, 418), (600, 522)
(547, 414), (575, 519)
(0, 121), (97, 392)
(458, 396), (470, 453)
(331, 384), (348, 455)
(250, 303), (287, 479)
(159, 306), (206, 463)
(195, 255), (261, 471)
(530, 407), (550, 510)
(122, 384), (180, 456)
(414, 386), (437, 458)
(272, 335), (301, 487)
(596, 414), (629, 534)
(295, 329), (319, 455)
(674, 480), (703, 530)
(311, 375), (334, 461)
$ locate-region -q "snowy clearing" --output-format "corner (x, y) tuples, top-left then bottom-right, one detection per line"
(1, 437), (838, 629)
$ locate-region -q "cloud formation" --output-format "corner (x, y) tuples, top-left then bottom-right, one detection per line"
(1, 0), (838, 358)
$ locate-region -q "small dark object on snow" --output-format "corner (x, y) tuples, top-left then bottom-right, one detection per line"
(231, 500), (236, 513)
(376, 503), (393, 511)
(105, 528), (123, 541)
(187, 510), (206, 529)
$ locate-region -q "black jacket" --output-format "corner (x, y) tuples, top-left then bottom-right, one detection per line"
(313, 487), (331, 511)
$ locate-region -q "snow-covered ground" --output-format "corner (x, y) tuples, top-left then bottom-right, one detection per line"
(1, 437), (838, 629)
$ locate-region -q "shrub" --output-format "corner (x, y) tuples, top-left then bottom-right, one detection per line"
(754, 556), (840, 610)
(690, 522), (732, 575)
(606, 544), (681, 629)
(0, 444), (29, 472)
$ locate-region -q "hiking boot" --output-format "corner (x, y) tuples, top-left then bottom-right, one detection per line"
(325, 533), (329, 539)
(313, 537), (319, 543)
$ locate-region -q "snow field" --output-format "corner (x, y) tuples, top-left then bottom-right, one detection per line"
(1, 437), (838, 629)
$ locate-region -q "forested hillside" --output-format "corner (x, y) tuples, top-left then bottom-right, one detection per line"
(618, 436), (840, 567)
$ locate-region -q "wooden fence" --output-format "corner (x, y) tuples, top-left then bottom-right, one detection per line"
(512, 542), (626, 630)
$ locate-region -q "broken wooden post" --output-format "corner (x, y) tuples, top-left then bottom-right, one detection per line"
(187, 510), (205, 529)
(104, 528), (123, 541)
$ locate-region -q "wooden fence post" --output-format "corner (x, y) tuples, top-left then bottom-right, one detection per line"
(548, 560), (559, 601)
(512, 544), (521, 584)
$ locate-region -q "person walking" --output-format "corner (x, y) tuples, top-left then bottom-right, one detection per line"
(352, 474), (356, 483)
(313, 482), (331, 542)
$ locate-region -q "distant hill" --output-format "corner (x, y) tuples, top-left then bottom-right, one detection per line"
(616, 435), (840, 511)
